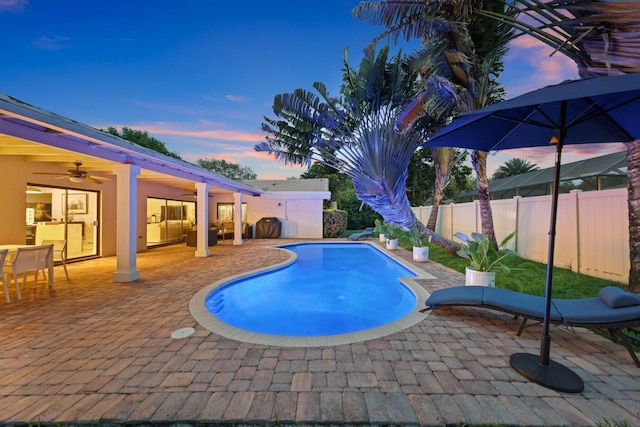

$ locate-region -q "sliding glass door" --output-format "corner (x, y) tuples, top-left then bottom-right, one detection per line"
(146, 198), (196, 246)
(26, 185), (100, 260)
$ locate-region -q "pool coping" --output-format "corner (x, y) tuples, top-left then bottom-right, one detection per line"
(188, 241), (436, 347)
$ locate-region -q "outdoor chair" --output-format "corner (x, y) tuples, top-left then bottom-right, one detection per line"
(42, 239), (69, 280)
(347, 227), (375, 241)
(0, 249), (13, 303)
(422, 285), (640, 367)
(4, 245), (55, 297)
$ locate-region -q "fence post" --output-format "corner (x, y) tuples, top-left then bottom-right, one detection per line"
(450, 202), (455, 240)
(570, 190), (582, 274)
(513, 196), (521, 254)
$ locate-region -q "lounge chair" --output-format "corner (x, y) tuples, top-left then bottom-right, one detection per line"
(347, 227), (374, 241)
(422, 285), (640, 367)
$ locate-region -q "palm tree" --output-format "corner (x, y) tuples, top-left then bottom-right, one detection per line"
(426, 146), (466, 230)
(492, 157), (540, 180)
(353, 0), (516, 248)
(476, 0), (640, 290)
(257, 46), (460, 253)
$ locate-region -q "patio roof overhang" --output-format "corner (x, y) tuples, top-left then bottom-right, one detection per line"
(0, 92), (263, 196)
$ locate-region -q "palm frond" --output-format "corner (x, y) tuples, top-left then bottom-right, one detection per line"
(352, 0), (428, 27)
(352, 1), (428, 53)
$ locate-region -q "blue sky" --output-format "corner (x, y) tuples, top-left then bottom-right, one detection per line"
(0, 0), (624, 179)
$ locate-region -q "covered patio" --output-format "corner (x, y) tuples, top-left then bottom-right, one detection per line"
(0, 240), (638, 426)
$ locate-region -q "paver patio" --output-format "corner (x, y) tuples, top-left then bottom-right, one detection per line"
(0, 239), (639, 426)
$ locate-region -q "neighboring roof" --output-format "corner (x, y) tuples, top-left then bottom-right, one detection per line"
(243, 178), (330, 192)
(0, 92), (262, 196)
(457, 150), (627, 202)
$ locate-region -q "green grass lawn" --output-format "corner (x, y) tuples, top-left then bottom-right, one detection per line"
(396, 234), (627, 298)
(345, 229), (626, 298)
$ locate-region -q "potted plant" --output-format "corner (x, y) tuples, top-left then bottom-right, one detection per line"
(406, 226), (429, 262)
(384, 223), (400, 250)
(374, 219), (388, 243)
(454, 231), (515, 287)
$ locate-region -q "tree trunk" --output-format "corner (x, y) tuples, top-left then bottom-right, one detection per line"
(626, 140), (640, 293)
(426, 171), (446, 231)
(472, 150), (498, 248)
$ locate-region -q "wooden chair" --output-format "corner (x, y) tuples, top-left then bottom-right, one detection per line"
(5, 245), (55, 297)
(42, 239), (69, 280)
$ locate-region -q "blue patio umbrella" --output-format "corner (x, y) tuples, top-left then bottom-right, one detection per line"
(425, 72), (640, 393)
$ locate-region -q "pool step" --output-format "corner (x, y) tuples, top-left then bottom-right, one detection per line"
(208, 293), (224, 314)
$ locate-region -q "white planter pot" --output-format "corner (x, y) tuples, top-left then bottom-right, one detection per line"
(379, 233), (386, 243)
(465, 267), (495, 287)
(385, 238), (398, 250)
(413, 246), (429, 262)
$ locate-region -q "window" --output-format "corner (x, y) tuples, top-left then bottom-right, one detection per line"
(217, 203), (247, 222)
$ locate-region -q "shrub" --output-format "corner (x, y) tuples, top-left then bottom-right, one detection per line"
(334, 188), (381, 229)
(323, 209), (348, 238)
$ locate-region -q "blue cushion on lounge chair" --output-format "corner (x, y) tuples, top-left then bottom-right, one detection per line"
(482, 287), (563, 322)
(425, 286), (485, 307)
(598, 286), (640, 308)
(555, 297), (640, 323)
(424, 285), (640, 325)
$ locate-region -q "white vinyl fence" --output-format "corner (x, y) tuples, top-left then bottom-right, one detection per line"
(412, 188), (629, 284)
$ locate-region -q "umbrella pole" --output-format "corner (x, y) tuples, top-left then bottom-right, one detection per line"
(540, 126), (564, 367)
(509, 100), (584, 393)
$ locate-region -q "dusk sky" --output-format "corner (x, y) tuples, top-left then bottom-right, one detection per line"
(0, 0), (625, 179)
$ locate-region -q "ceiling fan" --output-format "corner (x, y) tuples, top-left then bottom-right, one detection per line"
(34, 160), (112, 184)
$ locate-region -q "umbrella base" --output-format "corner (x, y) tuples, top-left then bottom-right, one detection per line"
(510, 352), (584, 393)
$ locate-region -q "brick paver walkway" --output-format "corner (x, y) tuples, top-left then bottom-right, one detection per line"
(0, 239), (639, 426)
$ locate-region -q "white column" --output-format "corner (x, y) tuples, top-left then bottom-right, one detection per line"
(112, 163), (141, 282)
(233, 192), (243, 245)
(195, 182), (211, 257)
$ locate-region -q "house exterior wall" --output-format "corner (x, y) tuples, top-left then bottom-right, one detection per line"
(0, 156), (120, 256)
(213, 191), (329, 239)
(2, 156), (329, 258)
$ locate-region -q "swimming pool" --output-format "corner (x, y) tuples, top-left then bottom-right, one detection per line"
(189, 242), (433, 346)
(206, 243), (416, 336)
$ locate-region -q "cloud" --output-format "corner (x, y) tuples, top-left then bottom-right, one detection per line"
(488, 144), (626, 173)
(103, 121), (265, 143)
(180, 149), (305, 179)
(32, 35), (72, 50)
(99, 120), (309, 179)
(159, 127), (263, 142)
(0, 0), (27, 13)
(110, 120), (283, 170)
(504, 36), (578, 97)
(225, 94), (250, 103)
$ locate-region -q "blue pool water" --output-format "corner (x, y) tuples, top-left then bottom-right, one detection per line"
(205, 243), (417, 336)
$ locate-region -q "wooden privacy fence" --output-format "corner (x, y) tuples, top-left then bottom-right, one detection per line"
(412, 188), (629, 284)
